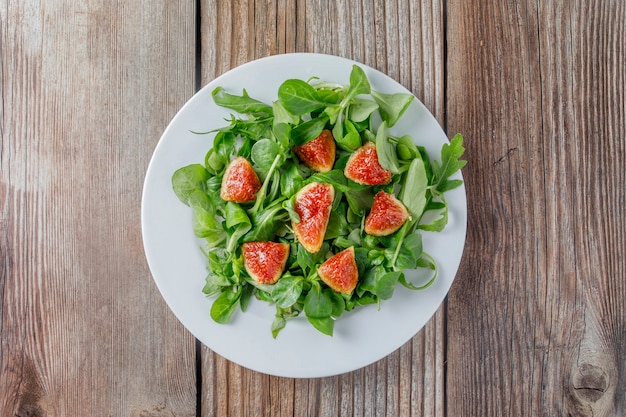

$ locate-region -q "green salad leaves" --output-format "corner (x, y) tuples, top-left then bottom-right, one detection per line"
(172, 65), (466, 337)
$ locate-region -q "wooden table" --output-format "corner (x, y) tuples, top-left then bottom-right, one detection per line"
(2, 1), (624, 416)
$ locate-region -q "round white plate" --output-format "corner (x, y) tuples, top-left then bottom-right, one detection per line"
(142, 53), (466, 378)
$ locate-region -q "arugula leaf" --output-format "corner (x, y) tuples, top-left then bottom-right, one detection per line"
(417, 198), (449, 232)
(393, 232), (423, 270)
(212, 87), (273, 115)
(250, 153), (284, 215)
(431, 134), (467, 194)
(399, 254), (438, 290)
(203, 268), (231, 296)
(204, 248), (233, 289)
(282, 195), (300, 224)
(244, 202), (287, 242)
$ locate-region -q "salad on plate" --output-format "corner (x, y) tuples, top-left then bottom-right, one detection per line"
(171, 64), (466, 338)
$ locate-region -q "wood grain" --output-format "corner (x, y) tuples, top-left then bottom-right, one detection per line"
(0, 1), (197, 415)
(199, 0), (446, 416)
(446, 0), (625, 415)
(3, 0), (623, 415)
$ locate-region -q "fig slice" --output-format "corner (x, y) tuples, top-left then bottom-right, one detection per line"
(344, 141), (392, 185)
(292, 182), (335, 253)
(242, 241), (290, 284)
(292, 129), (336, 172)
(364, 191), (410, 236)
(220, 156), (262, 203)
(317, 247), (359, 295)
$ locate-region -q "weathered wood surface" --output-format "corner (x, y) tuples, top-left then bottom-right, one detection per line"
(1, 0), (624, 416)
(0, 1), (197, 416)
(447, 1), (626, 416)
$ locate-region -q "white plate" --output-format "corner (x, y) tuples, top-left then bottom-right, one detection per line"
(142, 53), (466, 378)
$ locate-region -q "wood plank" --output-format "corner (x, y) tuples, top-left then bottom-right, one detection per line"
(446, 0), (625, 415)
(199, 0), (446, 415)
(0, 1), (197, 415)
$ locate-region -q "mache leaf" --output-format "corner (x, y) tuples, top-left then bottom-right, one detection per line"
(171, 164), (210, 205)
(371, 90), (414, 127)
(278, 79), (329, 115)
